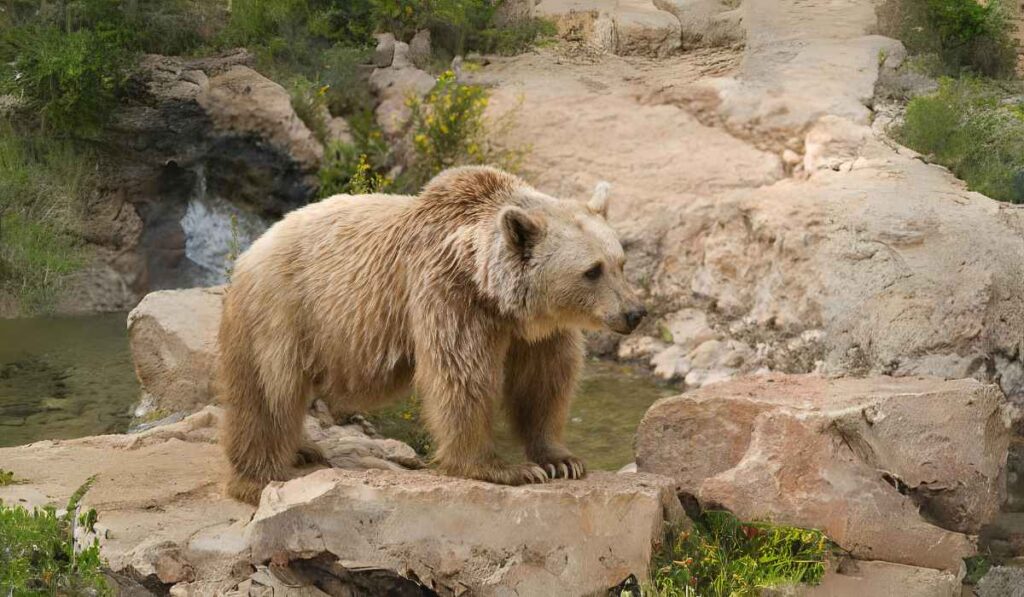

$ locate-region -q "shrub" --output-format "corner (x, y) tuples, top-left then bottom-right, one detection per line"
(897, 77), (1024, 203)
(0, 477), (110, 596)
(465, 17), (558, 56)
(648, 512), (829, 596)
(0, 23), (133, 136)
(876, 0), (1017, 77)
(0, 127), (90, 313)
(319, 144), (393, 196)
(406, 70), (524, 187)
(289, 75), (331, 143)
(320, 45), (375, 116)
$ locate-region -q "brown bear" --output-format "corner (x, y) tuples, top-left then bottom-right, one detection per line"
(218, 166), (646, 504)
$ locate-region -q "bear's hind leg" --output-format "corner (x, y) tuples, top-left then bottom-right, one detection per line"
(220, 319), (310, 505)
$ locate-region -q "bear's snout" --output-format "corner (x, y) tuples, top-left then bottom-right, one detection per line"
(624, 307), (647, 331)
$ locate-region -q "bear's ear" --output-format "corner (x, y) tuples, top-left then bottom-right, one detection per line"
(587, 181), (611, 218)
(498, 206), (545, 257)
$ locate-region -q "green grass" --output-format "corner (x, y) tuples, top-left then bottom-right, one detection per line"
(0, 126), (90, 314)
(896, 77), (1024, 203)
(0, 477), (110, 596)
(646, 512), (829, 597)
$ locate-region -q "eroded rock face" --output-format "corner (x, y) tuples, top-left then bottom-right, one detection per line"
(72, 51), (323, 308)
(247, 468), (682, 596)
(636, 374), (1015, 571)
(798, 560), (961, 597)
(128, 286), (223, 417)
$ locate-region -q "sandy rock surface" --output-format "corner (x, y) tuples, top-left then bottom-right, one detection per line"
(636, 374), (1013, 571)
(475, 0), (1024, 412)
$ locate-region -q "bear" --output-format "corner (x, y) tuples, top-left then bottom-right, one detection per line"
(218, 166), (646, 504)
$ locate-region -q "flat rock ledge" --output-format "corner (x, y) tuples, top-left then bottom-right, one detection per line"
(246, 468), (682, 596)
(0, 407), (682, 596)
(637, 374), (1015, 573)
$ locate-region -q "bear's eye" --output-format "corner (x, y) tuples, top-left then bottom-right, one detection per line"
(583, 263), (603, 281)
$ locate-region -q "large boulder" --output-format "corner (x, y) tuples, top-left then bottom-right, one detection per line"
(128, 286), (223, 417)
(799, 560), (961, 597)
(246, 468), (683, 596)
(636, 374), (1015, 571)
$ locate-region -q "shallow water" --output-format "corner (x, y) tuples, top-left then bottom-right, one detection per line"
(0, 313), (140, 447)
(0, 314), (674, 470)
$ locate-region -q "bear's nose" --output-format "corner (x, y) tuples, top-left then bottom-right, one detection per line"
(625, 307), (647, 331)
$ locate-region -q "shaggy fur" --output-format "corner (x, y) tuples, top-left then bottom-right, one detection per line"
(218, 166), (645, 504)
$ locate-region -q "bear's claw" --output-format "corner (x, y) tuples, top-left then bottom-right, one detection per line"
(534, 455), (587, 480)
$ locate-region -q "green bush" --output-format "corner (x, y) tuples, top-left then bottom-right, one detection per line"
(0, 127), (90, 313)
(406, 70), (524, 187)
(648, 512), (829, 596)
(289, 75), (332, 144)
(897, 77), (1024, 203)
(0, 477), (110, 596)
(876, 0), (1017, 77)
(0, 23), (133, 136)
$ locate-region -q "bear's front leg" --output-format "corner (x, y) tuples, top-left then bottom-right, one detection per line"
(413, 311), (549, 485)
(504, 330), (587, 480)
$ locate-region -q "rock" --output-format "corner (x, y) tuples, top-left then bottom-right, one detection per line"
(636, 374), (1013, 571)
(409, 29), (432, 69)
(977, 566), (1024, 597)
(663, 308), (717, 352)
(651, 344), (690, 380)
(247, 468), (683, 596)
(0, 406), (420, 591)
(802, 115), (871, 172)
(198, 65), (323, 171)
(536, 0), (681, 57)
(369, 46), (436, 137)
(653, 0), (744, 49)
(325, 116), (354, 145)
(799, 560), (961, 597)
(373, 33), (396, 68)
(83, 51), (321, 300)
(128, 287), (223, 417)
(618, 335), (668, 360)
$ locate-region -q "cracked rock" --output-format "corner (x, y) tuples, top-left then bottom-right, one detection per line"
(636, 374), (1014, 571)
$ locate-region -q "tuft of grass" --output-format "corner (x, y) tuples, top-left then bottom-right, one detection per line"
(897, 77), (1024, 203)
(876, 0), (1017, 78)
(646, 512), (829, 597)
(0, 469), (22, 486)
(0, 126), (90, 314)
(365, 394), (432, 457)
(406, 70), (525, 188)
(0, 476), (110, 596)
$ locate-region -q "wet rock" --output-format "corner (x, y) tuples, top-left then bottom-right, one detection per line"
(128, 287), (223, 416)
(247, 469), (683, 596)
(636, 374), (1014, 571)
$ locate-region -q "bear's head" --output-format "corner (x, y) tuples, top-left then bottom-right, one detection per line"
(430, 167), (646, 339)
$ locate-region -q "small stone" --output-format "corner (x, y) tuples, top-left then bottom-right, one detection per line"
(409, 29), (432, 69)
(651, 345), (690, 380)
(617, 335), (667, 361)
(373, 33), (396, 68)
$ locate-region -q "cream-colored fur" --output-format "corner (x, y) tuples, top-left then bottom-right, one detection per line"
(218, 166), (645, 504)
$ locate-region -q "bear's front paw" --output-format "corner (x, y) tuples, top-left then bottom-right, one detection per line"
(459, 462), (550, 485)
(533, 455), (587, 480)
